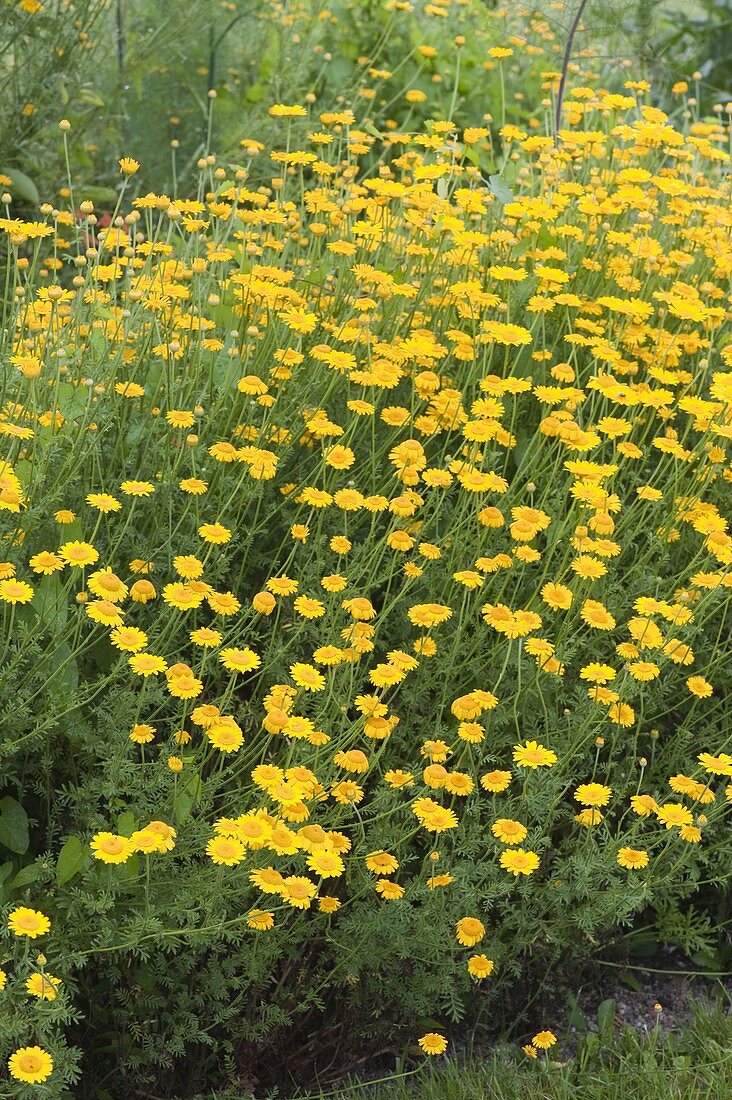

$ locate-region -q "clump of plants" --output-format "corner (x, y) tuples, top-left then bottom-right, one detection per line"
(0, 48), (730, 1098)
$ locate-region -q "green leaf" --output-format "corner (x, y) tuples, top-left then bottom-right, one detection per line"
(463, 145), (480, 168)
(487, 174), (514, 206)
(258, 26), (281, 82)
(629, 937), (659, 956)
(115, 852), (140, 885)
(56, 836), (85, 885)
(618, 970), (643, 992)
(56, 381), (91, 418)
(580, 1031), (600, 1061)
(536, 224), (556, 250)
(244, 82), (264, 104)
(566, 991), (586, 1031)
(597, 998), (616, 1041)
(76, 88), (106, 109)
(173, 773), (201, 824)
(35, 642), (78, 696)
(364, 122), (384, 140)
(12, 863), (39, 889)
(1, 168), (39, 205)
(31, 575), (69, 634)
(0, 797), (29, 854)
(78, 185), (119, 205)
(116, 811), (136, 837)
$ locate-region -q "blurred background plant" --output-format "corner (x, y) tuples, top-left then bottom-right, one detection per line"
(631, 0), (732, 108)
(5, 0), (729, 208)
(0, 0), (109, 205)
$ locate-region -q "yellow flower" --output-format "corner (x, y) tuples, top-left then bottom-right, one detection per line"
(293, 595), (325, 619)
(220, 647), (261, 674)
(369, 663), (405, 687)
(334, 749), (369, 773)
(130, 579), (156, 603)
(499, 848), (540, 876)
(120, 480), (154, 497)
(128, 653), (168, 677)
(0, 578), (33, 604)
(8, 1047), (53, 1085)
(539, 585), (572, 611)
(617, 847), (649, 870)
(247, 909), (275, 930)
(129, 723), (155, 744)
(365, 850), (399, 874)
(656, 802), (693, 829)
(407, 602), (452, 627)
(110, 626), (148, 652)
(86, 599), (124, 626)
(532, 1030), (557, 1050)
(318, 897), (341, 914)
(8, 907), (51, 938)
(281, 875), (317, 909)
(181, 478), (208, 495)
(467, 954), (494, 979)
(580, 600), (616, 630)
(59, 541), (99, 568)
(607, 702), (635, 727)
(375, 878), (404, 900)
(698, 752), (732, 776)
(628, 661), (660, 681)
(252, 590), (277, 614)
(29, 551), (63, 574)
(579, 663), (616, 684)
(268, 102), (307, 117)
(207, 718), (244, 753)
(574, 783), (612, 807)
(512, 741), (557, 769)
(331, 780), (364, 805)
(575, 809), (603, 827)
(307, 849), (345, 878)
(418, 1033), (448, 1055)
(456, 917), (485, 946)
(25, 972), (61, 1000)
(145, 821), (176, 850)
(412, 797), (458, 833)
(290, 662), (326, 692)
(198, 521), (232, 544)
(206, 836), (245, 866)
(89, 572), (129, 603)
(480, 770), (512, 793)
(91, 832), (135, 864)
(630, 794), (658, 817)
(687, 675), (713, 698)
(492, 819), (528, 844)
(86, 492), (122, 513)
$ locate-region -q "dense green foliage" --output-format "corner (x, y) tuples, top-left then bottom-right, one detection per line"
(0, 0), (730, 1097)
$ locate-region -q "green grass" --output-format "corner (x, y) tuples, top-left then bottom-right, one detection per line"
(301, 1002), (732, 1100)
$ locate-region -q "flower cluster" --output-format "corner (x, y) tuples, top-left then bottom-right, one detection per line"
(0, 44), (730, 1086)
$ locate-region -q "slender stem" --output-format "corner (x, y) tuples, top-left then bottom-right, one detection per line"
(554, 0), (590, 137)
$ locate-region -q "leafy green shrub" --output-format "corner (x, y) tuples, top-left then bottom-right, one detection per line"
(0, 11), (730, 1098)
